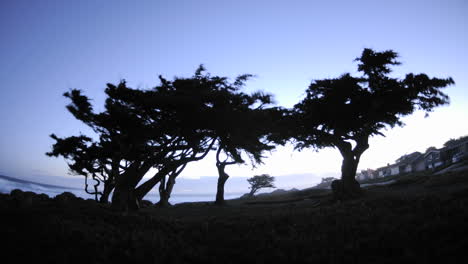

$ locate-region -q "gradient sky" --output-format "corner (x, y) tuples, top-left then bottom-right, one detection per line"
(1, 0), (467, 188)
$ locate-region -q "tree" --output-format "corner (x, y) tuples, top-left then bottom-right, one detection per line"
(292, 48), (454, 199)
(48, 66), (280, 210)
(48, 70), (219, 211)
(46, 134), (117, 203)
(140, 66), (277, 207)
(443, 135), (468, 148)
(213, 104), (277, 205)
(205, 71), (277, 205)
(247, 174), (276, 197)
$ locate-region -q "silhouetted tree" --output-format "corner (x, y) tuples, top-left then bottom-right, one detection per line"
(247, 174), (275, 197)
(202, 70), (277, 205)
(46, 134), (116, 202)
(443, 135), (468, 148)
(48, 70), (220, 211)
(137, 66), (271, 207)
(48, 66), (282, 210)
(292, 48), (453, 199)
(132, 67), (224, 207)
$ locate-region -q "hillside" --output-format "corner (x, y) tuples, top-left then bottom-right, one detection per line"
(1, 168), (468, 263)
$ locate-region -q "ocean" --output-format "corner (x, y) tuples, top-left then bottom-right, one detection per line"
(0, 176), (243, 204)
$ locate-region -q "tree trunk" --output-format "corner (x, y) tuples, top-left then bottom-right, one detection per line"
(111, 182), (139, 211)
(248, 188), (257, 197)
(215, 164), (229, 205)
(333, 139), (368, 200)
(214, 146), (236, 205)
(101, 157), (118, 204)
(99, 181), (115, 203)
(339, 152), (361, 197)
(134, 171), (166, 202)
(157, 190), (171, 207)
(156, 175), (175, 207)
(164, 174), (177, 206)
(110, 163), (141, 212)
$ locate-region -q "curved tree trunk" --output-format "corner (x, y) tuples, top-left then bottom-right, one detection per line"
(157, 190), (171, 207)
(215, 164), (229, 205)
(135, 171), (166, 202)
(156, 164), (185, 207)
(334, 152), (361, 199)
(101, 156), (118, 204)
(214, 146), (237, 206)
(99, 181), (115, 203)
(156, 174), (176, 207)
(333, 138), (369, 200)
(111, 182), (139, 211)
(110, 162), (144, 212)
(248, 187), (257, 197)
(140, 140), (214, 205)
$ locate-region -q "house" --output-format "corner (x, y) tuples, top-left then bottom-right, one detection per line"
(442, 138), (468, 164)
(363, 137), (467, 179)
(389, 164), (400, 175)
(361, 168), (375, 179)
(372, 169), (381, 178)
(424, 149), (443, 170)
(355, 168), (376, 181)
(374, 152), (425, 178)
(410, 155), (426, 172)
(395, 152), (425, 173)
(356, 172), (365, 181)
(375, 165), (391, 178)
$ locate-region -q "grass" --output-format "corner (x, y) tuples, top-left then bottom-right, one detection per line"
(1, 168), (468, 263)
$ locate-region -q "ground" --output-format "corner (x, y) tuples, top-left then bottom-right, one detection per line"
(1, 168), (468, 263)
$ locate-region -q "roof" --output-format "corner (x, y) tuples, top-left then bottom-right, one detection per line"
(424, 149), (441, 158)
(396, 152), (423, 165)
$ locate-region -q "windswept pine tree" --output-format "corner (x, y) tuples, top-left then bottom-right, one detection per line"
(47, 66), (284, 210)
(247, 174), (276, 197)
(292, 48), (454, 199)
(46, 134), (114, 202)
(198, 68), (279, 205)
(48, 69), (225, 211)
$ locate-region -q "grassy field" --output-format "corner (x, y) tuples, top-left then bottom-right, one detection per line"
(1, 168), (468, 263)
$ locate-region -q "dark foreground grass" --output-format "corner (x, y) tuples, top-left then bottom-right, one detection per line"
(1, 170), (468, 264)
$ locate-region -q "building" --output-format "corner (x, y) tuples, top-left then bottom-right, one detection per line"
(388, 164), (399, 175)
(373, 152), (425, 179)
(375, 165), (391, 178)
(355, 168), (376, 181)
(442, 138), (468, 164)
(395, 152), (425, 173)
(361, 137), (467, 180)
(424, 149), (443, 170)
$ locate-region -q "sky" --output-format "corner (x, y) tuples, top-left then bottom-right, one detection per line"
(0, 0), (467, 190)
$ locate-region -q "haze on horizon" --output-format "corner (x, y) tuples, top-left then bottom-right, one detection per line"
(0, 0), (467, 189)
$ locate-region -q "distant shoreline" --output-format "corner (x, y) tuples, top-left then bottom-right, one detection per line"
(0, 174), (82, 190)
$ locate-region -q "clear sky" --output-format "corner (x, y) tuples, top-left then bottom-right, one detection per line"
(1, 0), (467, 188)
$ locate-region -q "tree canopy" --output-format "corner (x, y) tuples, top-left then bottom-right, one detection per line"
(48, 66), (282, 210)
(48, 48), (455, 208)
(291, 48), (453, 199)
(48, 68), (235, 210)
(247, 174), (276, 196)
(206, 71), (279, 204)
(443, 135), (468, 148)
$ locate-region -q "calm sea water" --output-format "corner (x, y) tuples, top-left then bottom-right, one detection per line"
(0, 178), (242, 204)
